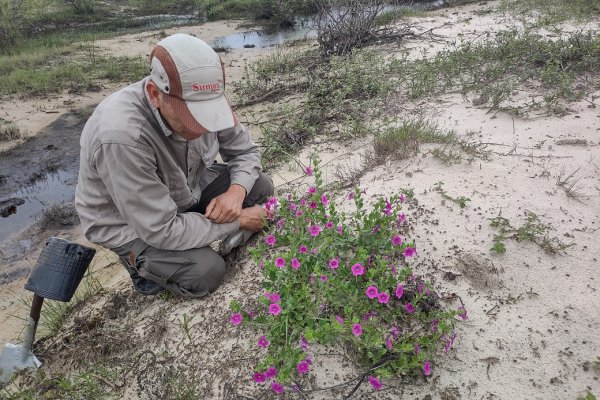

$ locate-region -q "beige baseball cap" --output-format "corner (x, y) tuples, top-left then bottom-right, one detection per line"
(149, 33), (235, 134)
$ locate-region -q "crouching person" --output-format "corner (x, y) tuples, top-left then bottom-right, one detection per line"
(75, 34), (273, 297)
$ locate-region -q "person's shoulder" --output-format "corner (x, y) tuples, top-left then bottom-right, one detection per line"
(84, 80), (154, 144)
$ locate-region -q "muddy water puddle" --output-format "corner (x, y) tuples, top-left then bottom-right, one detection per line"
(0, 170), (75, 243)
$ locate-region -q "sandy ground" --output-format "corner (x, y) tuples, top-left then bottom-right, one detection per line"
(0, 1), (599, 399)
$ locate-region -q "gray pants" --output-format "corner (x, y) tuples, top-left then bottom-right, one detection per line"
(112, 165), (274, 298)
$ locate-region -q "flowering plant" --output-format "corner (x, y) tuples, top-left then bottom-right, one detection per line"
(232, 160), (462, 393)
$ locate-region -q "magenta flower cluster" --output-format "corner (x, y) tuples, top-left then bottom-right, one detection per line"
(246, 170), (461, 393)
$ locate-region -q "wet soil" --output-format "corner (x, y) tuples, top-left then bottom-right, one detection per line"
(0, 108), (91, 197)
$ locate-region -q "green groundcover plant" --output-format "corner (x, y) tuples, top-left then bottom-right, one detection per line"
(230, 160), (464, 394)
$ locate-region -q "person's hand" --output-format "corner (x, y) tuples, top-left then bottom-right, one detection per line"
(239, 206), (268, 232)
(205, 184), (246, 224)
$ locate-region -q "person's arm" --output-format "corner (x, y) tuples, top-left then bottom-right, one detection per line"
(204, 121), (262, 223)
(94, 142), (239, 250)
(218, 122), (261, 192)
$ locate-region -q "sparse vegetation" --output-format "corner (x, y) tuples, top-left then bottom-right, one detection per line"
(237, 49), (393, 167)
(500, 0), (600, 25)
(38, 202), (79, 228)
(0, 42), (148, 97)
(395, 30), (600, 112)
(372, 120), (454, 161)
(489, 211), (574, 255)
(237, 27), (600, 166)
(434, 182), (471, 209)
(0, 119), (21, 142)
(556, 166), (586, 201)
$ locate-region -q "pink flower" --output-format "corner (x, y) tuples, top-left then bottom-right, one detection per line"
(265, 234), (276, 246)
(369, 375), (382, 390)
(298, 245), (308, 254)
(403, 247), (416, 257)
(328, 258), (339, 269)
(305, 167), (313, 176)
(291, 258), (301, 270)
(366, 285), (379, 299)
(264, 366), (277, 379)
(404, 303), (415, 314)
(309, 201), (317, 209)
(397, 213), (407, 224)
(363, 310), (377, 320)
(444, 332), (457, 353)
(378, 291), (390, 304)
(423, 361), (432, 376)
(289, 202), (297, 211)
(311, 247), (318, 254)
(308, 224), (321, 237)
(383, 200), (392, 216)
(230, 313), (243, 325)
(253, 372), (265, 383)
(352, 323), (363, 337)
(320, 275), (328, 282)
(395, 284), (404, 299)
(458, 306), (468, 320)
(299, 336), (309, 350)
(336, 315), (344, 324)
(351, 263), (364, 276)
(258, 336), (270, 348)
(296, 360), (310, 374)
(271, 382), (284, 394)
(337, 225), (343, 234)
(295, 210), (304, 217)
(321, 195), (328, 205)
(391, 235), (403, 246)
(347, 192), (355, 200)
(325, 221), (334, 229)
(269, 303), (282, 316)
(275, 257), (286, 268)
(300, 198), (307, 206)
(399, 193), (406, 203)
(385, 336), (393, 350)
(307, 186), (317, 195)
(269, 293), (281, 303)
(432, 319), (439, 333)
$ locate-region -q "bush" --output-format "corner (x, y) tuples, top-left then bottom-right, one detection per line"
(231, 160), (463, 392)
(0, 119), (21, 142)
(64, 0), (96, 15)
(314, 0), (388, 55)
(129, 0), (197, 15)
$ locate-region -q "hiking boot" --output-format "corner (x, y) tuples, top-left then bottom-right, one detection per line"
(132, 276), (165, 296)
(221, 229), (254, 256)
(119, 259), (164, 296)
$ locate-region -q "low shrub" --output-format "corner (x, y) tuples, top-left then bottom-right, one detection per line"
(231, 160), (463, 393)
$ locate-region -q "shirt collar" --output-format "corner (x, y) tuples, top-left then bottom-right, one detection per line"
(144, 77), (187, 141)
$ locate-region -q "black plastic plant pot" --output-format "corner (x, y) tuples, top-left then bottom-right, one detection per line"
(24, 237), (96, 302)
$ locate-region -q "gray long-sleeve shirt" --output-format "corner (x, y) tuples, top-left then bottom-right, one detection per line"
(75, 78), (261, 250)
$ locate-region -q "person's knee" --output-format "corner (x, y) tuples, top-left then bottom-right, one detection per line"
(199, 253), (226, 292)
(166, 248), (226, 297)
(253, 172), (274, 202)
